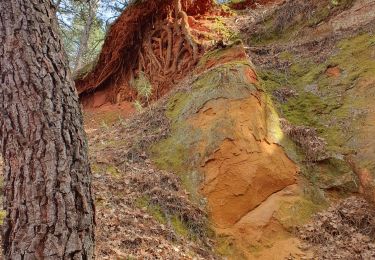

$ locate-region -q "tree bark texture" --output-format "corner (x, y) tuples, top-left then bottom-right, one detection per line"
(0, 0), (95, 259)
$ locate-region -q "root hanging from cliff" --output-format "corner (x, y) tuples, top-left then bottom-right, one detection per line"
(131, 0), (202, 101)
(76, 0), (215, 108)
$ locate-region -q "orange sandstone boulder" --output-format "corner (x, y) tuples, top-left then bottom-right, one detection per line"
(151, 42), (303, 258)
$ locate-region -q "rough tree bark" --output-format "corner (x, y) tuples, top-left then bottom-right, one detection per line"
(0, 0), (95, 259)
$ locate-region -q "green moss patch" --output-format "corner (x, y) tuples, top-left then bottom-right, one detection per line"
(135, 195), (197, 239)
(215, 235), (247, 260)
(276, 197), (327, 230)
(260, 33), (375, 191)
(135, 196), (167, 225)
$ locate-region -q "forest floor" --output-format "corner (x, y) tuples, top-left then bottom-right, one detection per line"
(84, 104), (218, 259)
(83, 0), (375, 258)
(0, 103), (374, 259)
(83, 104), (375, 259)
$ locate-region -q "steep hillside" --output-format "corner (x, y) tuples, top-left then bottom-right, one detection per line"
(241, 0), (375, 204)
(73, 0), (375, 258)
(75, 0), (222, 107)
(1, 0), (374, 259)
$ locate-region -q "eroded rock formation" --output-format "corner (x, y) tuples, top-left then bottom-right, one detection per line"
(75, 0), (375, 258)
(151, 42), (305, 258)
(196, 96), (298, 228)
(76, 0), (218, 108)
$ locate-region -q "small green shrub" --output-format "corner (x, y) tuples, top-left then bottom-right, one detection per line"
(134, 72), (152, 98)
(133, 100), (143, 112)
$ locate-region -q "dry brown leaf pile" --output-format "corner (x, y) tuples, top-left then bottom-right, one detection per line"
(299, 196), (375, 259)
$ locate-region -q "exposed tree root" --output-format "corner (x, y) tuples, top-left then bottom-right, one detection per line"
(135, 2), (202, 99)
(76, 0), (216, 108)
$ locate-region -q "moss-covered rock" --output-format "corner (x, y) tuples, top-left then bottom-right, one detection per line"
(259, 33), (375, 198)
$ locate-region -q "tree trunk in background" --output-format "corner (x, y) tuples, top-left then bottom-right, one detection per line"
(54, 0), (62, 11)
(73, 0), (99, 73)
(0, 0), (95, 259)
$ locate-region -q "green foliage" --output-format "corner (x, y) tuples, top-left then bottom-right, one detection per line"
(135, 196), (167, 224)
(100, 120), (109, 130)
(171, 216), (190, 237)
(106, 165), (120, 178)
(131, 72), (153, 111)
(211, 17), (240, 42)
(133, 72), (153, 100)
(57, 0), (107, 69)
(133, 100), (144, 112)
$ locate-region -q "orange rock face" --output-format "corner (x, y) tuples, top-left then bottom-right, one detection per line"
(218, 184), (314, 259)
(188, 95), (298, 228)
(202, 138), (297, 227)
(151, 42), (303, 258)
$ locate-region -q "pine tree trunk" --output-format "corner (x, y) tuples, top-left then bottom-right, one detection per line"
(0, 0), (95, 259)
(73, 0), (99, 73)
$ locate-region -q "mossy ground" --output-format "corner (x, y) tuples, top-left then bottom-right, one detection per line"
(211, 17), (240, 42)
(151, 43), (312, 258)
(246, 0), (356, 46)
(135, 196), (168, 225)
(276, 197), (327, 230)
(77, 1), (375, 258)
(259, 33), (375, 193)
(91, 161), (122, 178)
(215, 235), (247, 260)
(135, 195), (194, 239)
